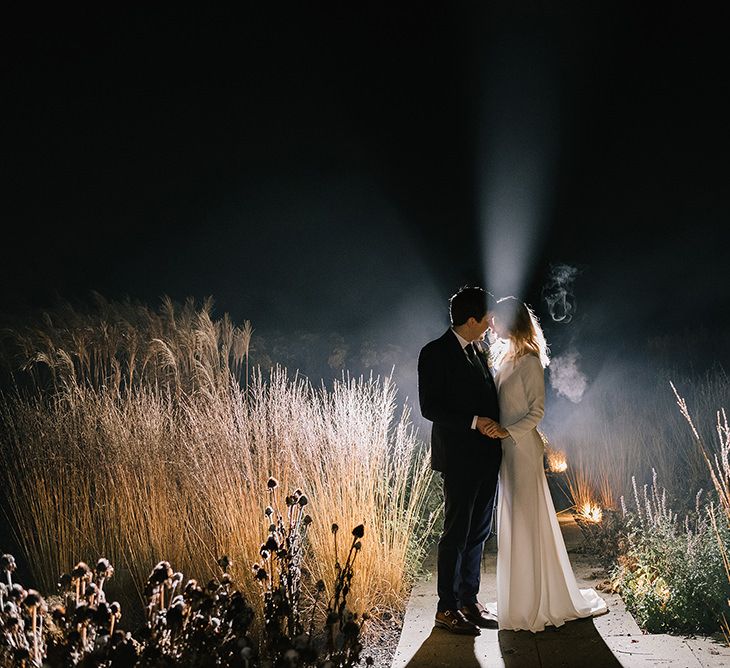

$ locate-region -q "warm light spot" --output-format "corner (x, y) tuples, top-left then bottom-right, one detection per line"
(546, 448), (568, 473)
(578, 501), (603, 523)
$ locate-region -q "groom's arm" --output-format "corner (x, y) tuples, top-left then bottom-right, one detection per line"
(418, 344), (476, 431)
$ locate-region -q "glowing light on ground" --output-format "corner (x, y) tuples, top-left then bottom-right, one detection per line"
(546, 448), (568, 473)
(577, 501), (603, 524)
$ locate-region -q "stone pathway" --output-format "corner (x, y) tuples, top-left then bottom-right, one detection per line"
(391, 516), (730, 667)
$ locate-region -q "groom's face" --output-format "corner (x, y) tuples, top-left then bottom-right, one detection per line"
(469, 313), (491, 342)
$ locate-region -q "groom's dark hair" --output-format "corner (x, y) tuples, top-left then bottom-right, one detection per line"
(449, 286), (494, 326)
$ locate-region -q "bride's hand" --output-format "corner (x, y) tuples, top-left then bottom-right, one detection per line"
(486, 423), (509, 439)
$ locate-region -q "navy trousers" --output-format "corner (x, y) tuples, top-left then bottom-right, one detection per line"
(437, 468), (499, 611)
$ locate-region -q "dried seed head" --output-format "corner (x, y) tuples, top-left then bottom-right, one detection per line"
(9, 584), (27, 603)
(354, 541), (362, 551)
(265, 536), (279, 552)
(255, 568), (268, 581)
(285, 495), (294, 506)
(149, 561), (174, 585)
(1, 555), (16, 573)
(267, 477), (278, 490)
(298, 495), (308, 507)
(217, 555), (232, 573)
(95, 558), (113, 577)
(352, 524), (365, 539)
(331, 523), (339, 534)
(259, 547), (270, 560)
(265, 506), (274, 517)
(72, 562), (92, 581)
(303, 514), (312, 526)
(24, 589), (42, 608)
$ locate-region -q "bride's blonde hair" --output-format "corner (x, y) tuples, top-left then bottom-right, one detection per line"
(491, 296), (550, 369)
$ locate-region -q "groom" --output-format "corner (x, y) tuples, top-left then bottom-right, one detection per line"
(418, 286), (501, 634)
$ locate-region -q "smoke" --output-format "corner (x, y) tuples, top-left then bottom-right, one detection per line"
(543, 263), (579, 323)
(549, 350), (587, 403)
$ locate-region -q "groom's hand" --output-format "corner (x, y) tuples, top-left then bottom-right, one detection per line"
(477, 417), (509, 439)
(476, 417), (497, 436)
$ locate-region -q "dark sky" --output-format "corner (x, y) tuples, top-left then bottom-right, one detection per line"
(2, 4), (729, 364)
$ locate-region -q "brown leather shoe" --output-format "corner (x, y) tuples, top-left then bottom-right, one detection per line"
(434, 609), (480, 635)
(460, 602), (498, 629)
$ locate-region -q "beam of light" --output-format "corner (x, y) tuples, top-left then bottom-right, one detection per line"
(477, 31), (559, 299)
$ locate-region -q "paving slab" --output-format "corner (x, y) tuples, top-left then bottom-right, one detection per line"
(392, 515), (728, 668)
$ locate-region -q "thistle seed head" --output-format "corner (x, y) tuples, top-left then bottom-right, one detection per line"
(149, 561), (174, 584)
(352, 524), (365, 539)
(0, 555), (16, 573)
(72, 562), (92, 581)
(24, 589), (42, 608)
(267, 477), (278, 490)
(9, 584), (27, 603)
(58, 573), (72, 591)
(95, 558), (113, 578)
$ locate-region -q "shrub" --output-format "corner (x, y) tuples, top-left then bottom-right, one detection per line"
(611, 474), (730, 634)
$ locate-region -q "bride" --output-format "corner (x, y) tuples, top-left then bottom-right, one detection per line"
(481, 296), (607, 632)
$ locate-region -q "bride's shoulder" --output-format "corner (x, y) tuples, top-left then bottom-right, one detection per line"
(516, 352), (544, 372)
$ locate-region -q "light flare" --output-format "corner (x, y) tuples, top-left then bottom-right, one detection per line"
(577, 501), (603, 524)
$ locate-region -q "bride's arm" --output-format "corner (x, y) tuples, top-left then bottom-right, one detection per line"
(503, 355), (545, 443)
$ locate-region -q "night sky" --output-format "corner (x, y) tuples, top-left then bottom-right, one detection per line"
(3, 4), (729, 380)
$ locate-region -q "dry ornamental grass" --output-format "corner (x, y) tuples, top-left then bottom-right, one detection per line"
(0, 297), (437, 635)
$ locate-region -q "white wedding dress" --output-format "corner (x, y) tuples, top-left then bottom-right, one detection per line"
(493, 353), (607, 632)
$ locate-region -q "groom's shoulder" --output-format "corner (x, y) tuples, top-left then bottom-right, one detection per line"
(420, 330), (452, 355)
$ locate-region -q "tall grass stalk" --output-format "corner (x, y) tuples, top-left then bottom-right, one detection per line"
(674, 384), (730, 640)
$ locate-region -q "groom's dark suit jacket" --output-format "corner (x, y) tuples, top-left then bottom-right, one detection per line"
(418, 330), (501, 473)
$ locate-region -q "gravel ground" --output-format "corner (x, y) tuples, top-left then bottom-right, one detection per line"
(361, 612), (405, 667)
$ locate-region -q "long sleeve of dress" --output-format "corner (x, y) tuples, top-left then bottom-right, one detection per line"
(504, 355), (545, 443)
